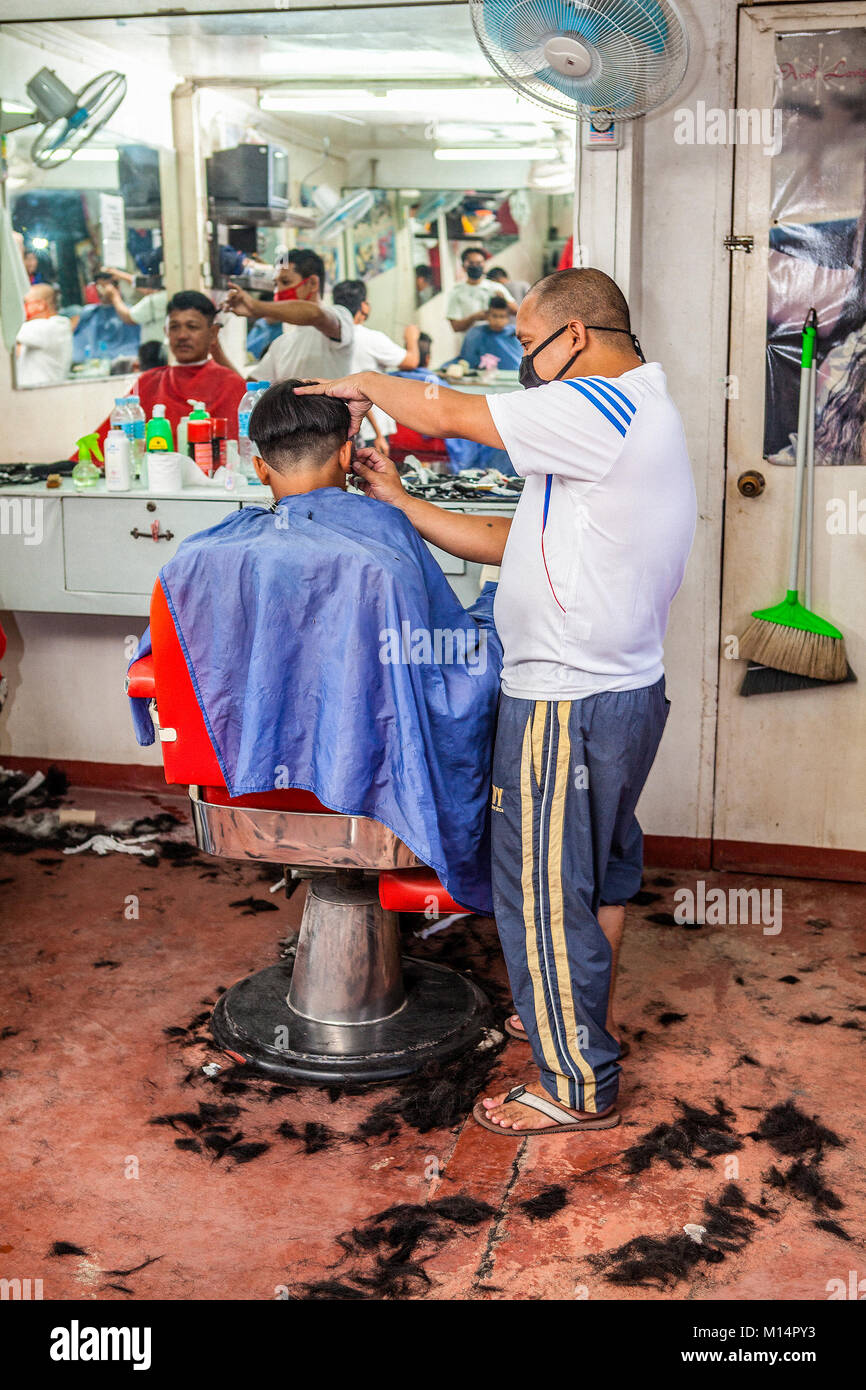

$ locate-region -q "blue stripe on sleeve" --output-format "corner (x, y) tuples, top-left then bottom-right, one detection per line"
(580, 377), (636, 424)
(564, 379), (628, 436)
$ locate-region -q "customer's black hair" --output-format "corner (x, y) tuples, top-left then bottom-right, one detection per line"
(461, 245), (487, 265)
(486, 266), (509, 281)
(418, 332), (432, 368)
(138, 341), (168, 370)
(488, 296), (509, 312)
(248, 378), (351, 472)
(166, 290), (216, 321)
(290, 248), (326, 288)
(415, 263), (434, 281)
(332, 279), (367, 317)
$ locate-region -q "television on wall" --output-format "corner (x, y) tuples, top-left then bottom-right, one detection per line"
(206, 144), (289, 210)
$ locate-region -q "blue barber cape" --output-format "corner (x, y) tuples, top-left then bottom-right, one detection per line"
(128, 489), (502, 914)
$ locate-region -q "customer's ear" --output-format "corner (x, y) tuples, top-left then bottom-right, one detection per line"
(252, 454), (270, 485)
(338, 440), (354, 475)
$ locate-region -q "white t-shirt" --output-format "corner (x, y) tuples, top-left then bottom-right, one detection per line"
(446, 278), (503, 323)
(351, 322), (406, 440)
(249, 304), (355, 383)
(129, 289), (167, 345)
(487, 363), (696, 700)
(15, 314), (73, 387)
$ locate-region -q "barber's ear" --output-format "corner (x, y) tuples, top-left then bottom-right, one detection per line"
(252, 454), (270, 484)
(569, 319), (589, 349)
(306, 275), (320, 299)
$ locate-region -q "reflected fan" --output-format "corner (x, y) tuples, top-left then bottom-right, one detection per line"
(1, 66), (127, 170)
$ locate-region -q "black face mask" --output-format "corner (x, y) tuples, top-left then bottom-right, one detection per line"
(465, 264), (485, 281)
(518, 322), (646, 389)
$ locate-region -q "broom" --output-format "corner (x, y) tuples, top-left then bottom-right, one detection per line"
(740, 345), (856, 694)
(738, 309), (849, 683)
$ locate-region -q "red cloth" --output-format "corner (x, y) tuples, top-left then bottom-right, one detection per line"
(557, 237), (573, 271)
(90, 360), (247, 455)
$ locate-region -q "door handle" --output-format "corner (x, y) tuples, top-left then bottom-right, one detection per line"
(737, 470), (765, 498)
(130, 526), (175, 541)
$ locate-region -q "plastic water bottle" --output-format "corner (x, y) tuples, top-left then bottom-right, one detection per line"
(125, 395), (147, 484)
(238, 381), (269, 478)
(110, 397), (131, 441)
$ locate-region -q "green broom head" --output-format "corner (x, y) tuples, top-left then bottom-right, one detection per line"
(739, 595), (849, 682)
(750, 589), (843, 640)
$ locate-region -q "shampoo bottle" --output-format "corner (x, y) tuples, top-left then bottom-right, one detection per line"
(146, 403), (174, 452)
(104, 425), (131, 491)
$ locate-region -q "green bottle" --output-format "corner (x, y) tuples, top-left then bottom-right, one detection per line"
(72, 433), (103, 489)
(146, 403), (174, 453)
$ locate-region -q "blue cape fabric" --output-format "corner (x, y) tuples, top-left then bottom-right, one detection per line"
(128, 489), (502, 913)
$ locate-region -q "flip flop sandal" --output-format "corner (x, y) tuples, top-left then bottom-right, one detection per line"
(473, 1084), (621, 1136)
(504, 1016), (631, 1059)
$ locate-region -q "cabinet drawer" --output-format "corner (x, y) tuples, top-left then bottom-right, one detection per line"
(62, 497), (237, 595)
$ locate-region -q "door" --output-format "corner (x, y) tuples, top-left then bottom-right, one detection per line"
(716, 3), (866, 876)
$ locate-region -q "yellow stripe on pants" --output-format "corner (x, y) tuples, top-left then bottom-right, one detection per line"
(519, 711), (566, 1101)
(546, 702), (597, 1112)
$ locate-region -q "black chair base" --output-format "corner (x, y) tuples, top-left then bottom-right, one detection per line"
(211, 957), (491, 1084)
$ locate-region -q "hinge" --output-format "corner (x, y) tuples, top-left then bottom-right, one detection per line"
(724, 234), (754, 253)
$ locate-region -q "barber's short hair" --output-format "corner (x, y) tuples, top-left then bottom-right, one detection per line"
(249, 378), (351, 473)
(167, 290), (216, 321)
(529, 268), (631, 344)
(488, 296), (509, 312)
(290, 248), (326, 287)
(332, 279), (367, 316)
(461, 245), (487, 265)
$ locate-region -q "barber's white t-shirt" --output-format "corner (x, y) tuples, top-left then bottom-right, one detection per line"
(487, 364), (696, 700)
(15, 315), (73, 387)
(352, 323), (406, 440)
(249, 304), (355, 383)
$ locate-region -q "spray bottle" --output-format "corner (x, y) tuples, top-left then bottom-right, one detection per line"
(72, 433), (103, 490)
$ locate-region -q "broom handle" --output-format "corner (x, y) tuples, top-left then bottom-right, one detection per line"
(788, 313), (817, 593)
(805, 358), (816, 607)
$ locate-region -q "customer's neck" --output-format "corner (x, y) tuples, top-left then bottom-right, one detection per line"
(269, 460), (346, 499)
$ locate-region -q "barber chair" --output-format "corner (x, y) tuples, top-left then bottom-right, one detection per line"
(126, 583), (490, 1083)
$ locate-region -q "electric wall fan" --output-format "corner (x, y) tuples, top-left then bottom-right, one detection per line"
(469, 0), (689, 122)
(314, 188), (376, 242)
(1, 67), (127, 170)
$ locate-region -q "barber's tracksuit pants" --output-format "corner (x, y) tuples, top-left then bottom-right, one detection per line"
(490, 678), (670, 1113)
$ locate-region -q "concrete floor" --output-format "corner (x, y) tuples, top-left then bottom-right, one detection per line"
(1, 786), (863, 1302)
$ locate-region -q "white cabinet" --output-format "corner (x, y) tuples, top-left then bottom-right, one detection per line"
(62, 496), (236, 596)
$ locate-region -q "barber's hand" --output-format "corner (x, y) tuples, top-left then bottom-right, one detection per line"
(225, 283), (257, 318)
(295, 375), (373, 438)
(351, 445), (407, 507)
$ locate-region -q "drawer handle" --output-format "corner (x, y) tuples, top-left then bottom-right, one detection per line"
(130, 525), (175, 542)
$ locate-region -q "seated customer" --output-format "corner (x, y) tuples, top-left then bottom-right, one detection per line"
(444, 297), (522, 372)
(129, 380), (502, 913)
(87, 291), (246, 452)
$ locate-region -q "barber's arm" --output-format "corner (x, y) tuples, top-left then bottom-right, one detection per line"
(351, 445), (511, 565)
(226, 285), (343, 340)
(296, 371), (506, 448)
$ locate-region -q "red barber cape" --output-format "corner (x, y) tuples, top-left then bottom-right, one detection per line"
(89, 360), (247, 455)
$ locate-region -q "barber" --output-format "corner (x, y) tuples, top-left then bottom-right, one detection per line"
(299, 267), (696, 1137)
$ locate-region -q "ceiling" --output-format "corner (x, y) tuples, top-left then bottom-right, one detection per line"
(5, 8), (571, 153)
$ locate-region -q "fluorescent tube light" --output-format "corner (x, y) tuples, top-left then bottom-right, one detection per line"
(434, 145), (556, 161)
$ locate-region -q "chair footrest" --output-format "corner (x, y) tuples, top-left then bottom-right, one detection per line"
(378, 868), (466, 915)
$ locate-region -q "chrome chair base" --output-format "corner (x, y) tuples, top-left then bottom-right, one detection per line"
(211, 958), (490, 1083)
